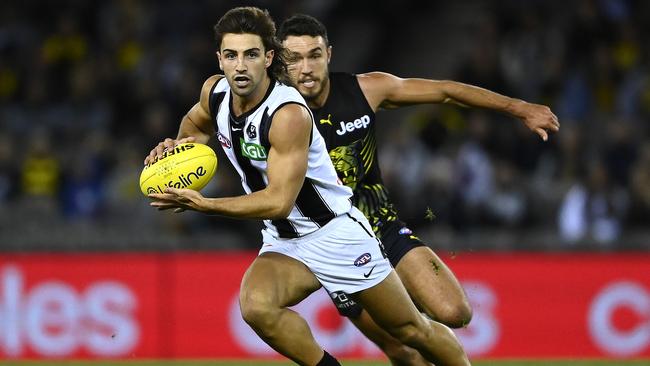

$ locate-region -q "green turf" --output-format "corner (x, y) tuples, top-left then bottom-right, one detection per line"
(2, 360), (649, 366)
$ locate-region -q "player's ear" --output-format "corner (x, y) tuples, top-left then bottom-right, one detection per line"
(265, 49), (274, 68)
(326, 45), (332, 64)
(216, 52), (223, 70)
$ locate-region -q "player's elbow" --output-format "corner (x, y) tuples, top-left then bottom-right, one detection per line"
(268, 207), (291, 220)
(276, 203), (294, 219)
(262, 187), (296, 219)
(267, 200), (294, 220)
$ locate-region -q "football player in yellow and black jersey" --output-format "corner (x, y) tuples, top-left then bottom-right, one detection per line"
(279, 14), (560, 366)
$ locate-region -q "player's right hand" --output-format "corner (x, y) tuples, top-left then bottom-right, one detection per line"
(144, 136), (196, 165)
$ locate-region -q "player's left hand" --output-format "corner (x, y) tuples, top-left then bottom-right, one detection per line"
(515, 101), (560, 141)
(148, 188), (207, 213)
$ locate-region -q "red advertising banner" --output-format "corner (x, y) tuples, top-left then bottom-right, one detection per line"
(0, 254), (162, 358)
(0, 252), (649, 360)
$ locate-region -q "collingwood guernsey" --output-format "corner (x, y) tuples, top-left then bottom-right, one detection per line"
(209, 77), (353, 239)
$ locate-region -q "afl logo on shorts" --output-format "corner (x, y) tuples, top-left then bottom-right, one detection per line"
(354, 253), (372, 267)
(217, 132), (232, 149)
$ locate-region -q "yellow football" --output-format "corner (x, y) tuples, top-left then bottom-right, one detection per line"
(140, 143), (217, 196)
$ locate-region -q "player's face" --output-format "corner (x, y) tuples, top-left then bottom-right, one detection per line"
(218, 33), (273, 98)
(283, 35), (331, 101)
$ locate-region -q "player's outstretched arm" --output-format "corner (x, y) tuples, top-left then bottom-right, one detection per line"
(358, 71), (560, 141)
(144, 75), (221, 165)
(149, 104), (312, 219)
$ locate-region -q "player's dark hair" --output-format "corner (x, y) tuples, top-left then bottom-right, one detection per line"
(277, 14), (329, 45)
(214, 7), (291, 83)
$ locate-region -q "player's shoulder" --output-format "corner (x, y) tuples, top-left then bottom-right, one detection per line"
(270, 103), (312, 142)
(326, 71), (358, 88)
(202, 74), (226, 93)
(356, 71), (401, 104)
(198, 75), (226, 114)
(275, 102), (310, 120)
(272, 83), (311, 124)
(271, 80), (308, 107)
(356, 71), (399, 87)
(275, 79), (300, 94)
(199, 74), (225, 98)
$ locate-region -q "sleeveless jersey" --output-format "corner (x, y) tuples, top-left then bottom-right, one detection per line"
(310, 72), (399, 236)
(209, 77), (353, 239)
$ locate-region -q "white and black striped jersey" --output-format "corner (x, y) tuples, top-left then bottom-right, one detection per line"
(209, 77), (353, 239)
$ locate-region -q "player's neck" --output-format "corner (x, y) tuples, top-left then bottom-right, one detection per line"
(307, 77), (330, 110)
(232, 76), (271, 116)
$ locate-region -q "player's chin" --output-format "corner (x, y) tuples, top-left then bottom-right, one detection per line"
(232, 84), (255, 97)
(299, 86), (320, 100)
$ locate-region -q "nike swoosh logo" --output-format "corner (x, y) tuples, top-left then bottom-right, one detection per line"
(231, 127), (242, 131)
(363, 265), (376, 278)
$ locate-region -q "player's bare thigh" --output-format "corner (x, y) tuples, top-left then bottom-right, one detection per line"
(350, 270), (424, 329)
(395, 246), (472, 327)
(240, 252), (321, 308)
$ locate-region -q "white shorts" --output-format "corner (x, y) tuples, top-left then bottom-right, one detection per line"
(259, 206), (392, 295)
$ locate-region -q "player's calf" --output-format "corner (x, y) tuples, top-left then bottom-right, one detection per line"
(348, 308), (430, 366)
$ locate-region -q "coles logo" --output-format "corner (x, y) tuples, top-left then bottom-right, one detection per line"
(353, 253), (372, 267)
(217, 132), (232, 149)
(0, 265), (139, 357)
(588, 281), (650, 356)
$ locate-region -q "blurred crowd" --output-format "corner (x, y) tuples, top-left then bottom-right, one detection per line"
(0, 0), (649, 251)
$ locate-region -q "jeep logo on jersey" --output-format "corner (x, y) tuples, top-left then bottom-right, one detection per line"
(246, 124), (257, 139)
(240, 138), (267, 161)
(354, 253), (372, 267)
(217, 132), (232, 149)
(335, 115), (371, 136)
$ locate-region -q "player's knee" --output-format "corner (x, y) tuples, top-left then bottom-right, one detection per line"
(435, 301), (473, 329)
(388, 322), (426, 348)
(239, 292), (278, 331)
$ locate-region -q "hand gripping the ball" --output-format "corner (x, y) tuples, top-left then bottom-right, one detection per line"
(144, 136), (196, 166)
(149, 187), (208, 213)
(139, 142), (217, 196)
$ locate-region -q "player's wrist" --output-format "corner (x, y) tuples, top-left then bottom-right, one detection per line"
(505, 99), (528, 119)
(196, 196), (216, 214)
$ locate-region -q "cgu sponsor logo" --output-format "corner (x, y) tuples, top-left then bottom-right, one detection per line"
(335, 115), (370, 136)
(240, 138), (267, 161)
(0, 265), (139, 357)
(146, 166), (207, 194)
(353, 253), (372, 267)
(146, 143), (195, 167)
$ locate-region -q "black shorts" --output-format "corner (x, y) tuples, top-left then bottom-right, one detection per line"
(330, 221), (425, 318)
(380, 220), (426, 268)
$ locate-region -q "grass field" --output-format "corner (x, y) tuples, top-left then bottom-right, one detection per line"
(3, 360), (649, 366)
